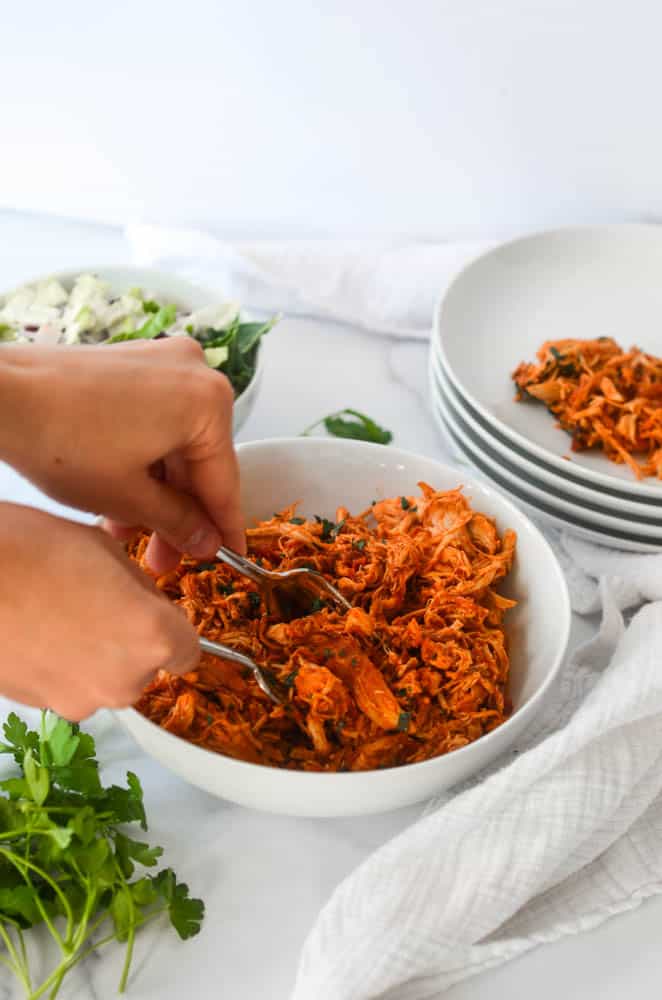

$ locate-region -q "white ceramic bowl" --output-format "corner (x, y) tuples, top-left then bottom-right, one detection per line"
(116, 438), (571, 817)
(0, 266), (263, 435)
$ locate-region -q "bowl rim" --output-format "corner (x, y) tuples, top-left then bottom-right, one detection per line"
(0, 264), (264, 402)
(119, 436), (572, 782)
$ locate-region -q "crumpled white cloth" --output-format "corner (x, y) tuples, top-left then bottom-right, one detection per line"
(126, 222), (662, 999)
(292, 563), (662, 1000)
(125, 223), (490, 341)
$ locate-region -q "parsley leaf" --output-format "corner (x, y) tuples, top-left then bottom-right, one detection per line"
(303, 409), (392, 444)
(43, 715), (80, 767)
(153, 868), (204, 939)
(0, 712), (39, 764)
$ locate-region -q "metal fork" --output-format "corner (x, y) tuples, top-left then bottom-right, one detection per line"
(197, 547), (352, 707)
(215, 545), (352, 618)
(198, 636), (287, 706)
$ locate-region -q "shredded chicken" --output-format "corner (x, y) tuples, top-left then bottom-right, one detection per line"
(132, 483), (516, 772)
(512, 337), (662, 479)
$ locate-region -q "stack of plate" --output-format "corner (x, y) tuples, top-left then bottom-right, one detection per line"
(429, 226), (662, 552)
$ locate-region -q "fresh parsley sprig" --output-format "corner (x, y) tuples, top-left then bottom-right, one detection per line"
(302, 409), (393, 445)
(0, 711), (203, 999)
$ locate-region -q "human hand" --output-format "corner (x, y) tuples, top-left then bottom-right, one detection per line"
(0, 338), (245, 572)
(0, 504), (199, 720)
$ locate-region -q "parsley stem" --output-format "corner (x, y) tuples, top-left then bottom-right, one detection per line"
(17, 925), (31, 991)
(113, 859), (136, 993)
(0, 921), (30, 992)
(0, 848), (73, 947)
(301, 418), (323, 437)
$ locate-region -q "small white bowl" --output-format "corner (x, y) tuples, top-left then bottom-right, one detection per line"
(0, 266), (262, 435)
(116, 438), (571, 817)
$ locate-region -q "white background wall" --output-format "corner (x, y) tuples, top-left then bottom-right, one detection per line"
(2, 1), (660, 238)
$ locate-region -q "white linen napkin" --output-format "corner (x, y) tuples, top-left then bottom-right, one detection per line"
(292, 562), (662, 1000)
(125, 223), (491, 341)
(126, 223), (662, 999)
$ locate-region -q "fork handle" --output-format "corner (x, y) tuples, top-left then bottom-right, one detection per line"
(198, 637), (282, 705)
(199, 636), (257, 669)
(215, 545), (266, 585)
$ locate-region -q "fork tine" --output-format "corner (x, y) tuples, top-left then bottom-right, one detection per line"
(198, 637), (286, 705)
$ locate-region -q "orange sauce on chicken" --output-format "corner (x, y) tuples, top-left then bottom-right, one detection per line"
(132, 484), (516, 772)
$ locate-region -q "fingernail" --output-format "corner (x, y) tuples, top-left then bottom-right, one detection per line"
(185, 525), (221, 556)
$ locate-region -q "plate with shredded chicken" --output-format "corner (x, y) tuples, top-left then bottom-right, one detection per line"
(116, 439), (570, 816)
(436, 225), (662, 499)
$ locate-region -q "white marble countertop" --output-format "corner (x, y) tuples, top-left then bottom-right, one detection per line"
(1, 212), (662, 1000)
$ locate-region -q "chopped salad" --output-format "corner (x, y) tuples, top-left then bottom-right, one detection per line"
(0, 274), (277, 396)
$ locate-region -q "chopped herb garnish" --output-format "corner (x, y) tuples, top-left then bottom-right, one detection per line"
(352, 539), (367, 552)
(338, 649), (348, 659)
(398, 688), (408, 697)
(350, 656), (359, 667)
(320, 518), (346, 542)
(397, 711), (411, 732)
(206, 714), (214, 725)
(320, 518), (336, 541)
(289, 516), (306, 525)
(217, 581), (234, 596)
(323, 648), (333, 660)
(302, 409), (392, 445)
(193, 562), (217, 573)
(310, 597), (326, 613)
(550, 346), (564, 361)
(248, 592), (261, 609)
(284, 671), (298, 688)
(400, 496), (411, 510)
